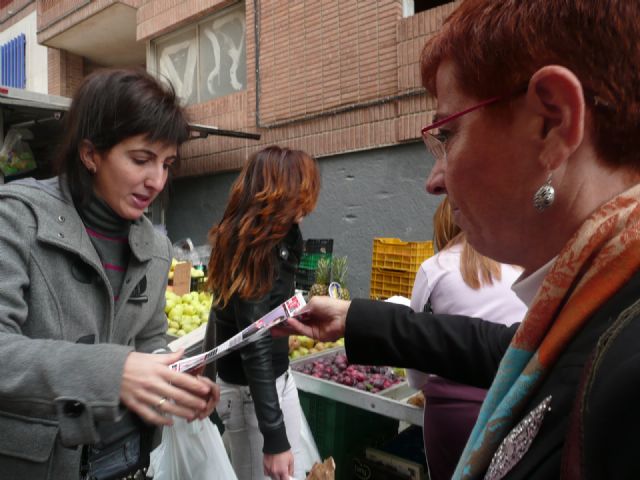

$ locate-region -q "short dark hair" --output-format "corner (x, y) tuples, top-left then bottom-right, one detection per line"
(55, 68), (190, 203)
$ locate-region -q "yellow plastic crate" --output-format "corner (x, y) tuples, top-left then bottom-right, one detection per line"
(370, 268), (418, 300)
(372, 238), (434, 273)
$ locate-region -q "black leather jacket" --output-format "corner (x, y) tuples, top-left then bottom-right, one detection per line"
(203, 224), (302, 454)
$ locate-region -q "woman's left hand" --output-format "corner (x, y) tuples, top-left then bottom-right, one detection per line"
(120, 349), (220, 426)
(194, 375), (220, 419)
(263, 450), (294, 480)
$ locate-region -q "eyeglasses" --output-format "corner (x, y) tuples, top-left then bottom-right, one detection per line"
(421, 85), (611, 164)
(421, 92), (515, 164)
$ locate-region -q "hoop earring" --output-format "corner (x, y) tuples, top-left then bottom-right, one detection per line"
(533, 173), (555, 211)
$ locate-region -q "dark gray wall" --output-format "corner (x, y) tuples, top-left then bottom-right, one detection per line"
(166, 142), (440, 298)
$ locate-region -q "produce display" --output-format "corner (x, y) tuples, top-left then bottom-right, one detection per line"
(292, 351), (404, 393)
(165, 290), (212, 337)
(308, 256), (351, 300)
(288, 335), (344, 359)
(168, 258), (205, 281)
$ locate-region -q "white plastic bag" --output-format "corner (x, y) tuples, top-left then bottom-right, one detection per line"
(298, 410), (322, 476)
(149, 417), (237, 480)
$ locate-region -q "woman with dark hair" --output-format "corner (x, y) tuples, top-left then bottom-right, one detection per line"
(203, 145), (321, 480)
(408, 197), (525, 480)
(0, 68), (218, 479)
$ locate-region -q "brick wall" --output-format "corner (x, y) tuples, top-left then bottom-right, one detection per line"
(47, 47), (82, 96)
(0, 0), (34, 30)
(174, 1), (460, 178)
(37, 0), (141, 42)
(258, 1), (400, 126)
(137, 0), (234, 41)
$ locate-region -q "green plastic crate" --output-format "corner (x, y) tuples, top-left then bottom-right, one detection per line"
(299, 252), (332, 271)
(299, 391), (399, 480)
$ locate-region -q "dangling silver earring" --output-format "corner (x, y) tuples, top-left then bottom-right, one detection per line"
(533, 173), (555, 211)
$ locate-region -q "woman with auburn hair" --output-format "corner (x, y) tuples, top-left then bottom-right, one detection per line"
(281, 0), (640, 478)
(408, 197), (525, 480)
(203, 145), (320, 480)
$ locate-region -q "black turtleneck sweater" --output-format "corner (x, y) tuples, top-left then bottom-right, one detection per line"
(77, 195), (131, 302)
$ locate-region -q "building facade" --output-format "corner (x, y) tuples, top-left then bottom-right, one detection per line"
(1, 0), (459, 296)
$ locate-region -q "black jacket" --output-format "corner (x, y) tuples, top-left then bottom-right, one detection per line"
(203, 224), (302, 454)
(344, 268), (640, 479)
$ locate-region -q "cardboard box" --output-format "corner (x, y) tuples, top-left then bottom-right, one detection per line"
(172, 261), (192, 296)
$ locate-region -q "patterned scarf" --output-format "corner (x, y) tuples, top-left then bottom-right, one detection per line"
(454, 184), (640, 479)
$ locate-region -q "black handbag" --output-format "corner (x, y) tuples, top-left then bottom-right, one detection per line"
(80, 410), (155, 480)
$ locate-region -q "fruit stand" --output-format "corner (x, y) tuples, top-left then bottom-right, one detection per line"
(291, 239), (430, 479)
(290, 346), (425, 480)
(291, 347), (423, 426)
(162, 238), (430, 478)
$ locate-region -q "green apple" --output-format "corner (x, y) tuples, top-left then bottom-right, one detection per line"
(168, 309), (182, 322)
(164, 299), (176, 314)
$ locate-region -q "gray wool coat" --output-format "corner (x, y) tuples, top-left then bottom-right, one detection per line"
(0, 177), (171, 479)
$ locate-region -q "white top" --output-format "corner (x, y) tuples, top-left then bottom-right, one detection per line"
(511, 256), (556, 307)
(407, 243), (528, 389)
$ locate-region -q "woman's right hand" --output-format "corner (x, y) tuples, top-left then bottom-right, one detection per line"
(280, 296), (350, 342)
(120, 349), (218, 425)
(263, 449), (294, 480)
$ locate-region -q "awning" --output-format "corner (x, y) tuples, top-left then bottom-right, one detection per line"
(188, 123), (261, 140)
(0, 86), (261, 140)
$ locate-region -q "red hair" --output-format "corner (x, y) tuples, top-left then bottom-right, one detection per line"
(421, 0), (640, 170)
(433, 196), (501, 290)
(207, 146), (320, 307)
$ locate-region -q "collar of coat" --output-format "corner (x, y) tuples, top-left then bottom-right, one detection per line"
(0, 176), (160, 263)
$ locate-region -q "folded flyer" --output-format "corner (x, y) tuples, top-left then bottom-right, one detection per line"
(169, 292), (306, 373)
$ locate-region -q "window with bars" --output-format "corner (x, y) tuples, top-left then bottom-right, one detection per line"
(1, 33), (25, 89)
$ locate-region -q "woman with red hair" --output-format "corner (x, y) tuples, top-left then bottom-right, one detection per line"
(204, 145), (320, 480)
(282, 1), (640, 478)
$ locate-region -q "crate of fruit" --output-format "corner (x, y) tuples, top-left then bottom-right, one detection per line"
(371, 238), (434, 273)
(290, 348), (422, 426)
(369, 268), (417, 300)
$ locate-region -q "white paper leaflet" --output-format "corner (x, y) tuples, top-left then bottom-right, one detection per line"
(169, 292), (306, 373)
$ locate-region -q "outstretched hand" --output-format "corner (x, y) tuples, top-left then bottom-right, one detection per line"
(273, 296), (351, 342)
(120, 349), (220, 426)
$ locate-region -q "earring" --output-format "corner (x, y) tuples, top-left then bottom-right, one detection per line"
(88, 166), (96, 174)
(533, 173), (555, 211)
